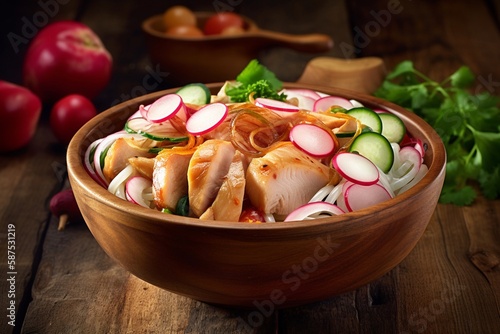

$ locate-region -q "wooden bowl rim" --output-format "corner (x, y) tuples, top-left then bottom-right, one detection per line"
(67, 82), (446, 233)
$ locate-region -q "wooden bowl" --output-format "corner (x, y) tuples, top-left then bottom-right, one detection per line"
(67, 83), (446, 308)
(142, 12), (333, 85)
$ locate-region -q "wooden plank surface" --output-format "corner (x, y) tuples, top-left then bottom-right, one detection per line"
(0, 0), (499, 333)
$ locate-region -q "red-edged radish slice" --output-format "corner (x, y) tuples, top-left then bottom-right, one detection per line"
(313, 95), (353, 111)
(289, 123), (336, 158)
(128, 104), (150, 120)
(284, 201), (345, 221)
(283, 91), (316, 110)
(125, 176), (152, 208)
(146, 94), (185, 123)
(344, 183), (392, 212)
(255, 97), (299, 112)
(401, 137), (425, 160)
(185, 102), (228, 135)
(332, 152), (380, 186)
(282, 88), (321, 100)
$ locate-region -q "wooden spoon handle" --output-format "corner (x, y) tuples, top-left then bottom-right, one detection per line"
(253, 29), (333, 53)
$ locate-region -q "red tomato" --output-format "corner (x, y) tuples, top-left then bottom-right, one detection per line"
(0, 81), (42, 152)
(239, 206), (266, 223)
(50, 94), (97, 145)
(166, 25), (204, 37)
(163, 6), (197, 30)
(23, 21), (112, 103)
(203, 12), (245, 35)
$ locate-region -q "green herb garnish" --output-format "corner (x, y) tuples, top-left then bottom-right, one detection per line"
(375, 61), (500, 205)
(226, 59), (287, 102)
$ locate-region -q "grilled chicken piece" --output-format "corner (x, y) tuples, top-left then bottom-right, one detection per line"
(199, 150), (246, 221)
(152, 149), (193, 211)
(103, 137), (155, 183)
(246, 143), (337, 216)
(188, 139), (235, 217)
(128, 157), (154, 179)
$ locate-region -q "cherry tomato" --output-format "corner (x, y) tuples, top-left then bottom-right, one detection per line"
(166, 25), (204, 37)
(50, 94), (97, 145)
(203, 12), (245, 35)
(23, 21), (112, 103)
(163, 6), (197, 31)
(0, 81), (42, 152)
(239, 206), (266, 223)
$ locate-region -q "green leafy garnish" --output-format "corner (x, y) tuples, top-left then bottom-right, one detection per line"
(226, 60), (287, 102)
(375, 61), (500, 205)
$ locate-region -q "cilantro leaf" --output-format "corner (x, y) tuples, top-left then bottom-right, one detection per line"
(226, 59), (285, 102)
(375, 61), (500, 205)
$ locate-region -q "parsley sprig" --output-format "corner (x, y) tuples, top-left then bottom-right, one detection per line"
(375, 61), (500, 205)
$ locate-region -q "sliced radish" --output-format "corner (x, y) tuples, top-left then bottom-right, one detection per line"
(332, 152), (380, 186)
(344, 183), (392, 212)
(255, 97), (299, 113)
(313, 95), (353, 111)
(125, 176), (152, 208)
(129, 104), (150, 120)
(349, 99), (364, 108)
(185, 102), (228, 135)
(289, 123), (336, 158)
(284, 201), (345, 221)
(146, 94), (185, 123)
(284, 92), (315, 110)
(282, 88), (321, 100)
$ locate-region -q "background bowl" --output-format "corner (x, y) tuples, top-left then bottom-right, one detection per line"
(142, 13), (333, 85)
(67, 83), (446, 308)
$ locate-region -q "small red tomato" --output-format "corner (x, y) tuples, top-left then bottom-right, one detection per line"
(50, 94), (97, 145)
(239, 206), (266, 223)
(203, 12), (245, 35)
(166, 25), (204, 37)
(163, 5), (197, 31)
(0, 80), (42, 152)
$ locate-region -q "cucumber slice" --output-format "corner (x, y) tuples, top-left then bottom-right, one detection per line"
(379, 112), (406, 143)
(349, 132), (394, 173)
(335, 125), (372, 138)
(175, 83), (211, 105)
(346, 107), (382, 133)
(125, 117), (188, 142)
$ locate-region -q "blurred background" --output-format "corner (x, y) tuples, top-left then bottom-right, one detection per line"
(0, 0), (352, 112)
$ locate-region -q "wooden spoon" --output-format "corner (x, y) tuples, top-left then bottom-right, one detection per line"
(297, 57), (387, 94)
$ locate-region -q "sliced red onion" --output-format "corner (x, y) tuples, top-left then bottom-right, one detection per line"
(313, 95), (353, 111)
(284, 201), (345, 221)
(389, 146), (422, 191)
(125, 176), (153, 208)
(255, 97), (300, 113)
(108, 164), (135, 200)
(332, 152), (380, 186)
(92, 131), (144, 187)
(289, 123), (336, 158)
(282, 88), (321, 100)
(344, 183), (393, 212)
(185, 102), (228, 135)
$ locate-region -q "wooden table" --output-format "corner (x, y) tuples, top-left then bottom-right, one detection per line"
(1, 0), (499, 333)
